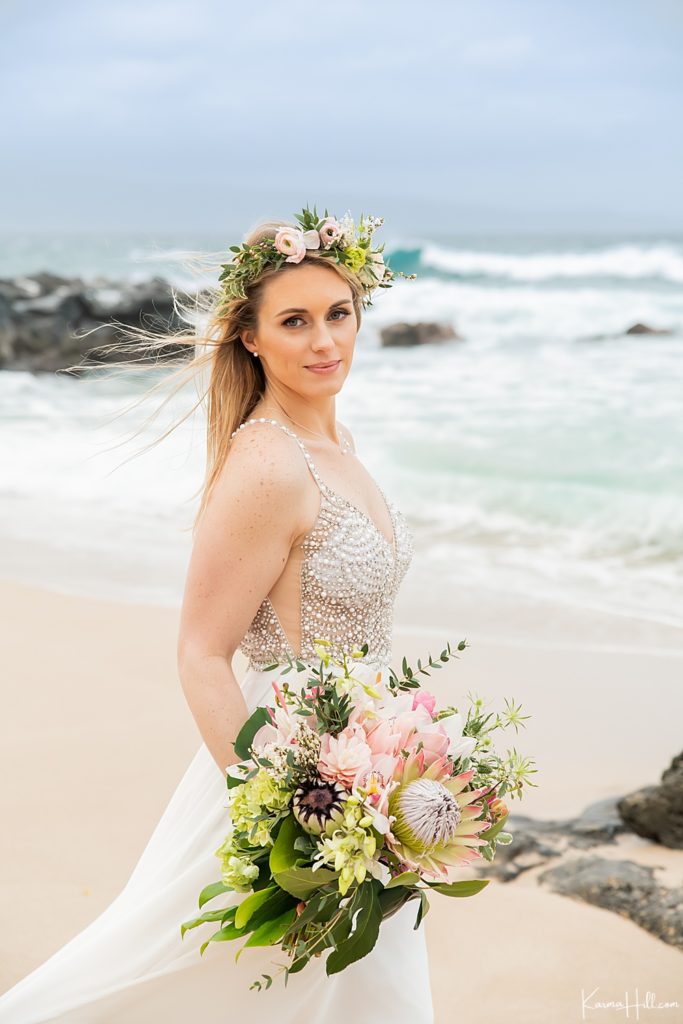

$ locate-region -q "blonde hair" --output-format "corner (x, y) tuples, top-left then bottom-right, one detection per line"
(63, 218), (365, 537)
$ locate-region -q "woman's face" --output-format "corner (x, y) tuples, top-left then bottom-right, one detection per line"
(243, 262), (358, 398)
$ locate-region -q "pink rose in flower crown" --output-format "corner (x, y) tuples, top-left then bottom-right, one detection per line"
(318, 723), (373, 789)
(319, 217), (343, 249)
(274, 226), (321, 264)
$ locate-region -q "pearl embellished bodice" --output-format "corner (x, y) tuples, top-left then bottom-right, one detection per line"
(228, 417), (414, 671)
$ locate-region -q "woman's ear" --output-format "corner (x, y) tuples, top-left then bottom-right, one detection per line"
(240, 329), (256, 357)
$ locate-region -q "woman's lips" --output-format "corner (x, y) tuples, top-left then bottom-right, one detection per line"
(305, 359), (341, 374)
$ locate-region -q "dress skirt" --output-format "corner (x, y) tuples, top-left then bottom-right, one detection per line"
(0, 660), (435, 1024)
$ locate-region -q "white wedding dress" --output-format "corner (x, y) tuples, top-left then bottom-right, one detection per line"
(0, 418), (435, 1024)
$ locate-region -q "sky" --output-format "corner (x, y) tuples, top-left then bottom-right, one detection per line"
(2, 0), (682, 236)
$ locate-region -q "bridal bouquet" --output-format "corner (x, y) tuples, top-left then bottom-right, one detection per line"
(181, 638), (536, 990)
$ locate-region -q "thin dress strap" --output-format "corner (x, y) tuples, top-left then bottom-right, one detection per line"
(229, 417), (327, 492)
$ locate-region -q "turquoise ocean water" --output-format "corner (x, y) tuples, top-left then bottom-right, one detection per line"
(0, 231), (681, 625)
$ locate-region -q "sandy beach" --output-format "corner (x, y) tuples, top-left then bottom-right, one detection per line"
(1, 576), (681, 1021)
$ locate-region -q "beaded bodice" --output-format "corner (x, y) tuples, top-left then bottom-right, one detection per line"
(228, 417), (414, 671)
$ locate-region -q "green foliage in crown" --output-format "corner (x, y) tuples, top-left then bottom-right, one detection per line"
(217, 203), (416, 311)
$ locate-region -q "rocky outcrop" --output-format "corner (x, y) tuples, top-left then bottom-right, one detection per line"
(625, 322), (674, 335)
(538, 856), (683, 950)
(617, 751), (683, 849)
(485, 796), (629, 883)
(474, 779), (683, 951)
(1, 274), (469, 369)
(379, 321), (463, 347)
(580, 321), (676, 342)
(0, 273), (188, 372)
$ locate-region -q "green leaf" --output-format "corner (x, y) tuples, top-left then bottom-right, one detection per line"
(238, 907), (298, 953)
(198, 879), (230, 908)
(385, 871), (421, 889)
(274, 865), (339, 899)
(233, 706), (272, 760)
(378, 885), (412, 919)
(325, 880), (382, 975)
(180, 905), (235, 938)
(269, 814), (306, 875)
(234, 885), (277, 930)
(479, 815), (509, 843)
(425, 879), (490, 897)
(199, 920), (249, 955)
(413, 889), (430, 928)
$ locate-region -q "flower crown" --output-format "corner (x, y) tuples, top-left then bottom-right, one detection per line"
(217, 203), (416, 311)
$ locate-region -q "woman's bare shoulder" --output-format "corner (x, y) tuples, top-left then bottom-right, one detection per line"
(223, 419), (309, 492)
(337, 420), (357, 454)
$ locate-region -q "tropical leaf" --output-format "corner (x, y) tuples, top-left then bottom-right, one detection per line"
(199, 920), (249, 955)
(234, 885), (277, 929)
(237, 908), (298, 955)
(425, 878), (490, 897)
(269, 814), (306, 875)
(233, 706), (272, 761)
(198, 879), (230, 908)
(180, 905), (236, 938)
(479, 815), (509, 842)
(385, 870), (421, 889)
(325, 880), (382, 975)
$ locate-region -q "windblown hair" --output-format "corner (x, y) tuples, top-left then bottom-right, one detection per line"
(64, 218), (365, 536)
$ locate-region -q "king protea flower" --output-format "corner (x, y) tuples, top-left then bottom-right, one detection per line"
(387, 751), (490, 878)
(292, 778), (346, 835)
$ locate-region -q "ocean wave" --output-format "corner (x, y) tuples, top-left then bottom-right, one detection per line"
(417, 241), (683, 285)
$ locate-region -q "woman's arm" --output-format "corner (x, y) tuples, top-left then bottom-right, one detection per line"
(177, 426), (307, 776)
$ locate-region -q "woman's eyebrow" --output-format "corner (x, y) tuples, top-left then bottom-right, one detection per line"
(275, 299), (353, 317)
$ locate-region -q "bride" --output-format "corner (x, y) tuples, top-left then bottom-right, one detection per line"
(0, 208), (435, 1022)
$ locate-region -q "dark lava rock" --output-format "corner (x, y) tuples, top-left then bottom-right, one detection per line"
(618, 751), (683, 849)
(581, 321), (676, 342)
(478, 797), (629, 882)
(0, 273), (187, 372)
(379, 321), (462, 347)
(538, 855), (683, 950)
(625, 322), (673, 335)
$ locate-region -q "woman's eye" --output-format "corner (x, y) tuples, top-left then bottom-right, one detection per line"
(282, 309), (349, 328)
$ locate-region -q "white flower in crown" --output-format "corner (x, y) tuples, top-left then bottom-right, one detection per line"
(338, 210), (358, 248)
(368, 250), (388, 283)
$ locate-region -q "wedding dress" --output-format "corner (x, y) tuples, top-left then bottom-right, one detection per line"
(0, 417), (435, 1024)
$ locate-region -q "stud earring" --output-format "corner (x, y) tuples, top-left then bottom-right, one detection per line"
(252, 351), (258, 358)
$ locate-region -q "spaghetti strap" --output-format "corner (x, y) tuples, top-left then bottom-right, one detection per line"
(229, 417), (327, 492)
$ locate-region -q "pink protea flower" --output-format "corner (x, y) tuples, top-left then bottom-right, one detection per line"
(386, 753), (491, 879)
(318, 723), (373, 789)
